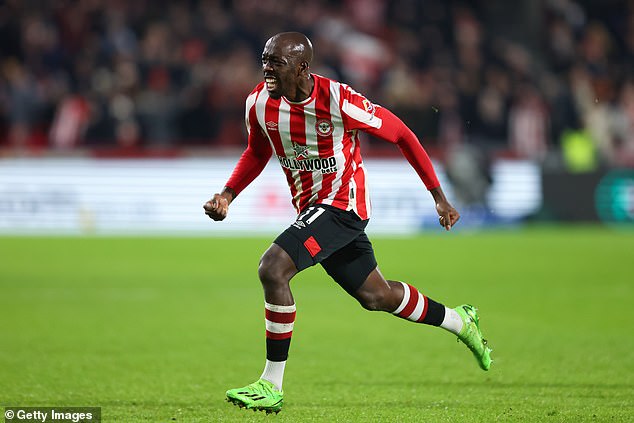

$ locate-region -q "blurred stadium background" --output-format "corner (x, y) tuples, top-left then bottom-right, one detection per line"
(0, 0), (633, 234)
(2, 2), (634, 422)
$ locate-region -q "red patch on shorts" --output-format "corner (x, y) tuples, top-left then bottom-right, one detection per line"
(303, 236), (322, 257)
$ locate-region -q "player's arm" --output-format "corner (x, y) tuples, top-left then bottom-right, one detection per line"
(204, 130), (272, 221)
(341, 92), (459, 230)
(374, 108), (459, 230)
(204, 96), (272, 221)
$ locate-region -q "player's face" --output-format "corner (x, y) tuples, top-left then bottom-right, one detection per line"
(261, 40), (300, 100)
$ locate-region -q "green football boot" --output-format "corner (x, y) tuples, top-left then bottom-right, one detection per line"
(454, 304), (492, 371)
(226, 379), (283, 414)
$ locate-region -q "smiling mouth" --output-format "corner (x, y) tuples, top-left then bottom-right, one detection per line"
(264, 76), (277, 91)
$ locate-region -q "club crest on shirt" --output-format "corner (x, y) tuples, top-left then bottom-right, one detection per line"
(315, 119), (334, 137)
(292, 142), (310, 160)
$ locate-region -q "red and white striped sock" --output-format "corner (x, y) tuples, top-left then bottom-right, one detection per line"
(261, 302), (296, 390)
(392, 282), (429, 322)
(392, 281), (445, 326)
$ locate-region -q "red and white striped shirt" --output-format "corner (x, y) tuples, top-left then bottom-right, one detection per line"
(225, 74), (439, 220)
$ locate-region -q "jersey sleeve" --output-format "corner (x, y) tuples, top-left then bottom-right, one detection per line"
(339, 86), (440, 190)
(225, 90), (272, 196)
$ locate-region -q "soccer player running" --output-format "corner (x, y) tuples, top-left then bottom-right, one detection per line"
(204, 32), (492, 414)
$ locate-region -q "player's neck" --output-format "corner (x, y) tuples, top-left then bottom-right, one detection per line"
(286, 74), (314, 103)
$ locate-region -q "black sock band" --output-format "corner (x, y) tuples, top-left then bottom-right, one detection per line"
(422, 297), (445, 326)
(266, 337), (292, 362)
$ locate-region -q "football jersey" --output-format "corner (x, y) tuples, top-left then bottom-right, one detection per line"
(226, 74), (439, 220)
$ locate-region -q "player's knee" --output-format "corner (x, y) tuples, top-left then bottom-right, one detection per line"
(258, 247), (294, 288)
(258, 258), (282, 287)
(356, 290), (389, 312)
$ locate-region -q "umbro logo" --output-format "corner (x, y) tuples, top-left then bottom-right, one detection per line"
(292, 220), (306, 229)
(266, 121), (278, 131)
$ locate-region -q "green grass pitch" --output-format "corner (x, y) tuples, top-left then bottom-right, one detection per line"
(1, 227), (633, 422)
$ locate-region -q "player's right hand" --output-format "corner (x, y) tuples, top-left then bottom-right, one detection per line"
(203, 194), (229, 221)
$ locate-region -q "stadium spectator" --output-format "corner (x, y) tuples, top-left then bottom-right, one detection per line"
(508, 83), (550, 161)
(3, 58), (43, 150)
(0, 0), (633, 167)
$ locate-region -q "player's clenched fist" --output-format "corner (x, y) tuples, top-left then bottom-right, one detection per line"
(204, 194), (229, 221)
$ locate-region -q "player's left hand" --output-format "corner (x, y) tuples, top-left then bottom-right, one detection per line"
(436, 201), (460, 231)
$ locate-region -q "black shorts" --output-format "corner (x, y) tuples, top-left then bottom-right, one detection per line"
(274, 204), (377, 295)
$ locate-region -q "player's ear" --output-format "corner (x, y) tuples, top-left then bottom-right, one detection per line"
(298, 61), (309, 75)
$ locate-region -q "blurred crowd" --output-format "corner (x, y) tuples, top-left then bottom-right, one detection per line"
(1, 0), (634, 168)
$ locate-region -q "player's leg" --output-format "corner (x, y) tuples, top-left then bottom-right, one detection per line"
(258, 244), (298, 392)
(322, 236), (492, 370)
(226, 244), (296, 413)
(321, 236), (450, 326)
(355, 271), (492, 370)
(227, 205), (366, 412)
(258, 243), (297, 306)
(258, 243), (298, 388)
(353, 269), (459, 329)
